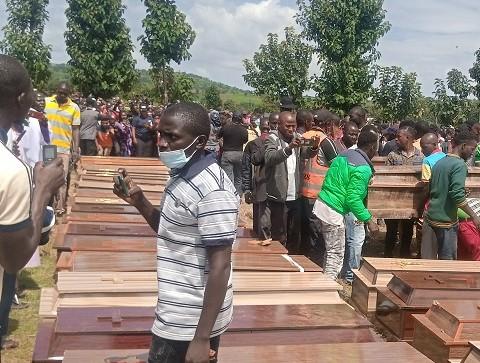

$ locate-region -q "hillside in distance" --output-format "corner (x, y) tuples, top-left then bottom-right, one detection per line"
(48, 64), (263, 110)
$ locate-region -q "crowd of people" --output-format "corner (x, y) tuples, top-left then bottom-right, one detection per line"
(2, 52), (480, 361)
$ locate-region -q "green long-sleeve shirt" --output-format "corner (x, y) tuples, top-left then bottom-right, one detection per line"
(426, 154), (468, 228)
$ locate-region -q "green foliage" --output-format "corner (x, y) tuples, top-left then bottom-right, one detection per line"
(447, 68), (471, 99)
(204, 85), (222, 109)
(469, 50), (480, 99)
(243, 26), (313, 105)
(432, 77), (473, 126)
(64, 0), (138, 98)
(297, 0), (391, 112)
(170, 73), (195, 102)
(0, 0), (51, 89)
(372, 66), (422, 122)
(139, 0), (195, 103)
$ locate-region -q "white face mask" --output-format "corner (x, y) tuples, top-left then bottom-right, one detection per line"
(158, 137), (199, 170)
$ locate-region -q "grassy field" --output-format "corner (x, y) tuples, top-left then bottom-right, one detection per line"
(2, 246), (56, 363)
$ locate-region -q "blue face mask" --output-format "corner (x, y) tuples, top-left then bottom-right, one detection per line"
(158, 137), (199, 170)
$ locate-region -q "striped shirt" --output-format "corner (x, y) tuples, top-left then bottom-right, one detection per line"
(152, 152), (239, 341)
(44, 96), (81, 154)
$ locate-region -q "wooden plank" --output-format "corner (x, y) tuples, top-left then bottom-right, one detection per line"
(67, 212), (147, 224)
(78, 180), (166, 191)
(70, 203), (141, 215)
(74, 188), (162, 199)
(63, 343), (434, 363)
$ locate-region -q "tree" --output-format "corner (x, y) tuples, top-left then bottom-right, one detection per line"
(372, 66), (421, 122)
(243, 27), (313, 105)
(139, 0), (196, 104)
(297, 0), (391, 112)
(447, 69), (471, 99)
(0, 0), (51, 89)
(170, 73), (195, 102)
(469, 50), (480, 99)
(65, 0), (137, 98)
(204, 86), (222, 109)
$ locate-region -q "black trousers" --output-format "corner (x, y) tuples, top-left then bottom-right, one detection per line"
(384, 219), (414, 258)
(80, 139), (97, 156)
(301, 197), (325, 262)
(148, 334), (220, 363)
(269, 199), (302, 254)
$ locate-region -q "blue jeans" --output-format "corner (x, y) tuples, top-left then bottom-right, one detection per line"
(341, 213), (366, 283)
(421, 223), (458, 260)
(148, 334), (220, 363)
(0, 271), (16, 336)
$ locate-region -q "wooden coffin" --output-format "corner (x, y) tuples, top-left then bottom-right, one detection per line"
(56, 251), (321, 273)
(82, 164), (169, 175)
(80, 174), (166, 185)
(462, 342), (480, 363)
(219, 342), (434, 363)
(62, 343), (434, 363)
(222, 304), (377, 346)
(70, 202), (141, 215)
(352, 258), (480, 315)
(72, 196), (162, 206)
(67, 212), (147, 224)
(375, 272), (480, 341)
(412, 301), (480, 363)
(33, 307), (153, 363)
(74, 188), (162, 199)
(78, 180), (166, 192)
(40, 272), (342, 317)
(35, 304), (374, 363)
(53, 234), (287, 255)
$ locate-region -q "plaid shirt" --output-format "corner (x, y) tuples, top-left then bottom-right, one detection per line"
(386, 147), (424, 166)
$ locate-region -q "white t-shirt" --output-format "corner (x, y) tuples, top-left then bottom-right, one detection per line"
(286, 148), (297, 201)
(7, 117), (46, 168)
(313, 198), (344, 227)
(0, 141), (32, 230)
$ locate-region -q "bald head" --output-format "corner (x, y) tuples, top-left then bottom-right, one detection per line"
(420, 132), (439, 157)
(278, 111), (296, 141)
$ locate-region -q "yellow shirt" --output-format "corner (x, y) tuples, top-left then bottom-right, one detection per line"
(44, 96), (81, 154)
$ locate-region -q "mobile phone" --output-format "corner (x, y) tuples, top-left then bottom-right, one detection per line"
(300, 138), (314, 147)
(42, 145), (57, 165)
(114, 174), (130, 196)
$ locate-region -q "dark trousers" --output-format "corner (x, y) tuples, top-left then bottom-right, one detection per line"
(422, 222), (458, 260)
(80, 139), (97, 156)
(148, 334), (220, 363)
(0, 272), (16, 337)
(301, 197), (325, 262)
(136, 139), (154, 157)
(269, 199), (302, 254)
(253, 201), (271, 240)
(384, 219), (414, 258)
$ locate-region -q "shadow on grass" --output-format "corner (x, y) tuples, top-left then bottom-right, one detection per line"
(17, 270), (40, 291)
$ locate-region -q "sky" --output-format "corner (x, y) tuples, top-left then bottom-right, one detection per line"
(1, 0), (479, 95)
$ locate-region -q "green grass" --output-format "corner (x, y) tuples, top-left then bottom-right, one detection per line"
(2, 247), (56, 363)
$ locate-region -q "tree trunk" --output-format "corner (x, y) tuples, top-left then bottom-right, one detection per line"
(162, 66), (169, 105)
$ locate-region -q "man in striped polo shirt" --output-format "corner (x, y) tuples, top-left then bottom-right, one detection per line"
(114, 102), (239, 363)
(44, 82), (81, 215)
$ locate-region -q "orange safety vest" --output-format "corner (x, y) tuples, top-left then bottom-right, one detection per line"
(302, 130), (329, 199)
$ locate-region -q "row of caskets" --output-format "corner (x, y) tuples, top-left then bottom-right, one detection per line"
(351, 257), (480, 363)
(31, 156), (435, 363)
